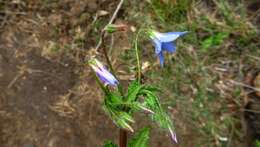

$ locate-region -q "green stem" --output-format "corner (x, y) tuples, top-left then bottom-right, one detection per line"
(134, 30), (142, 83)
(100, 37), (125, 97)
(101, 38), (115, 74)
(92, 70), (109, 95)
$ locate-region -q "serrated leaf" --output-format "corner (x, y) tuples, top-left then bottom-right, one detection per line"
(128, 127), (150, 147)
(106, 92), (123, 104)
(126, 80), (143, 102)
(104, 140), (117, 147)
(117, 117), (134, 132)
(140, 89), (175, 141)
(141, 89), (161, 109)
(103, 98), (134, 132)
(118, 111), (135, 123)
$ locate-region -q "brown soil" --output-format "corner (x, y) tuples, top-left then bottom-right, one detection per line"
(0, 1), (117, 147)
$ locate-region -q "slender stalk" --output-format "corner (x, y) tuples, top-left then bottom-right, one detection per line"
(99, 34), (125, 97)
(101, 41), (114, 74)
(119, 129), (127, 147)
(99, 11), (127, 147)
(93, 1), (127, 146)
(103, 49), (124, 96)
(134, 30), (142, 83)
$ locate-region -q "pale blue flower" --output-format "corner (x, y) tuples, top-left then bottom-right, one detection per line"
(149, 30), (187, 66)
(89, 58), (119, 86)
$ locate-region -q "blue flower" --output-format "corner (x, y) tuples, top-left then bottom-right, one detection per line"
(89, 58), (119, 86)
(149, 30), (187, 66)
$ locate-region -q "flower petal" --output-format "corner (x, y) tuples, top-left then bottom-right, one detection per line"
(170, 132), (178, 143)
(102, 69), (119, 85)
(89, 58), (119, 86)
(168, 127), (178, 143)
(152, 38), (162, 55)
(162, 42), (176, 53)
(96, 68), (117, 86)
(158, 52), (164, 67)
(157, 31), (188, 42)
(96, 72), (110, 85)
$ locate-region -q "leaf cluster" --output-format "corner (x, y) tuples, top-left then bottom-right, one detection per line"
(103, 80), (174, 137)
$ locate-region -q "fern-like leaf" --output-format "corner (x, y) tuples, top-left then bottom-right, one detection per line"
(128, 127), (150, 147)
(140, 88), (177, 143)
(126, 80), (143, 102)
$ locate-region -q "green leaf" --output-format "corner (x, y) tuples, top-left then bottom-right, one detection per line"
(117, 117), (134, 132)
(126, 80), (143, 102)
(105, 24), (117, 33)
(140, 89), (161, 110)
(201, 32), (229, 51)
(118, 111), (135, 123)
(256, 140), (260, 147)
(201, 36), (214, 51)
(140, 89), (175, 135)
(104, 140), (117, 147)
(128, 127), (150, 147)
(103, 104), (134, 132)
(106, 92), (123, 104)
(103, 94), (135, 132)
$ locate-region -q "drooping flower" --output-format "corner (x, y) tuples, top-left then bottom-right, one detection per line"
(148, 30), (188, 66)
(168, 126), (178, 143)
(89, 58), (119, 86)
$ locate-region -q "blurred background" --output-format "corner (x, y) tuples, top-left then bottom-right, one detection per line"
(0, 0), (259, 147)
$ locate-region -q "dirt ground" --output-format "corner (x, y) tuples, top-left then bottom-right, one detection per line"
(0, 1), (116, 147)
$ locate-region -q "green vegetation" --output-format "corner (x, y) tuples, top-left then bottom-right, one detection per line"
(119, 0), (259, 146)
(256, 140), (260, 147)
(128, 127), (150, 147)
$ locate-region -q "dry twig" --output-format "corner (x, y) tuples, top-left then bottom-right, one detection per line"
(230, 80), (260, 93)
(95, 0), (124, 51)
